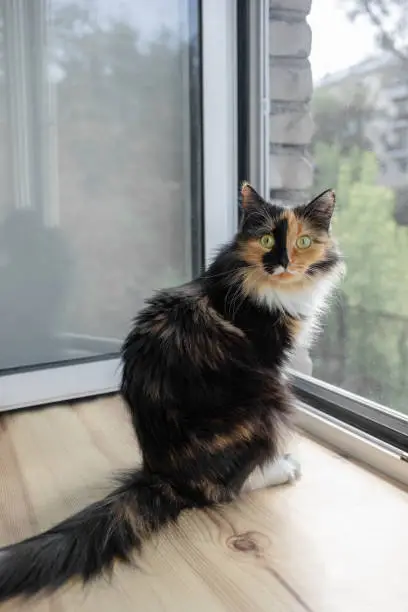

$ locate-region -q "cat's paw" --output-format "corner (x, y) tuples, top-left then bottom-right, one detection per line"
(264, 453), (301, 487)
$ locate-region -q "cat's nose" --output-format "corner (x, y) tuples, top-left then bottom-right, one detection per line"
(278, 252), (289, 269)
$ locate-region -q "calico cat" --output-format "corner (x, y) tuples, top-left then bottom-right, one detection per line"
(0, 183), (343, 603)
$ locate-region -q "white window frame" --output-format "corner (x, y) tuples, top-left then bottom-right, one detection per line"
(296, 401), (408, 489)
(247, 0), (270, 199)
(291, 372), (408, 489)
(0, 0), (238, 412)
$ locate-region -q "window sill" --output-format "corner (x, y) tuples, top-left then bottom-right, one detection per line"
(1, 395), (407, 611)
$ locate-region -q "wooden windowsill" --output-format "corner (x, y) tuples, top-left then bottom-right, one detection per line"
(0, 395), (407, 611)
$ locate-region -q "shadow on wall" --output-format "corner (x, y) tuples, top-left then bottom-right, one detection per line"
(0, 208), (74, 370)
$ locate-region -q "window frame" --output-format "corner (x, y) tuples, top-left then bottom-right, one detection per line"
(237, 0), (269, 198)
(291, 371), (408, 452)
(0, 0), (239, 412)
(295, 400), (408, 489)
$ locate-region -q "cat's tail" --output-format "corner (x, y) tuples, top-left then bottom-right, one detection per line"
(0, 469), (187, 603)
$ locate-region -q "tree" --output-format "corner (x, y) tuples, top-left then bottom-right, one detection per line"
(311, 142), (408, 411)
(311, 3), (408, 409)
(341, 0), (408, 65)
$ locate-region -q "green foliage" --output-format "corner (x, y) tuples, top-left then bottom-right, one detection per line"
(311, 143), (408, 412)
(314, 143), (408, 315)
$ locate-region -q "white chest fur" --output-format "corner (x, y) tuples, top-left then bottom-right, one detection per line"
(254, 277), (336, 348)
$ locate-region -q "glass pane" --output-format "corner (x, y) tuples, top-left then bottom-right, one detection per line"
(0, 0), (202, 371)
(309, 0), (408, 413)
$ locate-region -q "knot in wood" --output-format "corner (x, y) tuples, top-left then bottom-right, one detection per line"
(227, 531), (270, 557)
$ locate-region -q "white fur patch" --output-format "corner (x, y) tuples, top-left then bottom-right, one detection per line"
(242, 454), (301, 493)
(255, 277), (333, 318)
(263, 454), (301, 486)
(271, 265), (286, 276)
(253, 274), (339, 348)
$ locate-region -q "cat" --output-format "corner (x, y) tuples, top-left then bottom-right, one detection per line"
(0, 183), (343, 602)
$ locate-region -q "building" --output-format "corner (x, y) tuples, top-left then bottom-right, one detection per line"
(313, 51), (408, 222)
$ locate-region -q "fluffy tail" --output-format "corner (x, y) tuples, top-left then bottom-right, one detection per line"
(0, 470), (186, 603)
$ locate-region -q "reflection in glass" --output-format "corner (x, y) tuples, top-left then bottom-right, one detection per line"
(0, 0), (201, 371)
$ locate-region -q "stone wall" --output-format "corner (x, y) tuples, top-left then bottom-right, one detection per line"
(269, 0), (314, 375)
(269, 0), (314, 207)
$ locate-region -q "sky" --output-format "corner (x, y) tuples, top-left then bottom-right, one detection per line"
(309, 0), (378, 83)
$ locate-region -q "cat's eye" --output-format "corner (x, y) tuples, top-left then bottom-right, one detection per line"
(260, 234), (274, 249)
(296, 235), (312, 250)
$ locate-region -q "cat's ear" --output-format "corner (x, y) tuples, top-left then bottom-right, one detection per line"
(240, 181), (265, 209)
(299, 189), (335, 231)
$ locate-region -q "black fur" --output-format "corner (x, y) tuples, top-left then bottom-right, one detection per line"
(205, 247), (293, 368)
(0, 471), (184, 600)
(0, 185), (342, 603)
(306, 248), (342, 276)
(294, 189), (335, 233)
(263, 217), (289, 272)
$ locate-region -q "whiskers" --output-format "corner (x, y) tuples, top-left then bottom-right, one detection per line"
(224, 282), (242, 320)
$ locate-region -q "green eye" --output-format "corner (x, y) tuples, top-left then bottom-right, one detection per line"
(260, 234), (274, 249)
(296, 235), (312, 249)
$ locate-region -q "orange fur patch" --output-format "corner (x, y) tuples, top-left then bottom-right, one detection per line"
(239, 237), (265, 267)
(168, 421), (256, 469)
(209, 422), (255, 452)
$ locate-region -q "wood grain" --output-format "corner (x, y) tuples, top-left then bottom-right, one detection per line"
(0, 395), (407, 611)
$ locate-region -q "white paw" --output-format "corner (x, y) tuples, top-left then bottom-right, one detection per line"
(264, 453), (301, 487)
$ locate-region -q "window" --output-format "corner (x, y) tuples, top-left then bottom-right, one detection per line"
(0, 0), (238, 409)
(260, 0), (408, 464)
(0, 0), (203, 371)
(307, 0), (408, 420)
